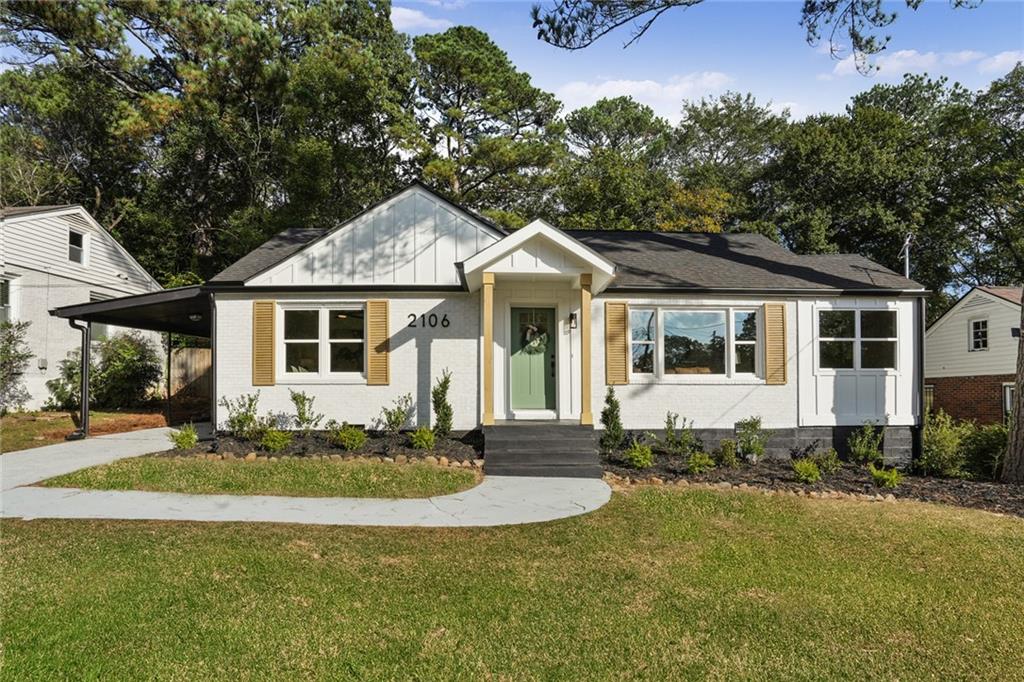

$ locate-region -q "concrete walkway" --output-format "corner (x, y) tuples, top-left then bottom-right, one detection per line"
(1, 427), (611, 527)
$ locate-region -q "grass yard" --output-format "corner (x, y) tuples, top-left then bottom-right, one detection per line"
(3, 488), (1024, 680)
(0, 410), (167, 453)
(42, 456), (479, 499)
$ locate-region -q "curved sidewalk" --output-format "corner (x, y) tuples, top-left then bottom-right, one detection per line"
(1, 427), (611, 527)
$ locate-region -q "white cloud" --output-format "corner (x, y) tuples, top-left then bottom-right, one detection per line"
(978, 50), (1024, 74)
(391, 6), (452, 33)
(942, 50), (985, 66)
(555, 72), (734, 121)
(825, 49), (993, 79)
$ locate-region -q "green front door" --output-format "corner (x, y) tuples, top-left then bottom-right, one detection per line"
(510, 307), (557, 411)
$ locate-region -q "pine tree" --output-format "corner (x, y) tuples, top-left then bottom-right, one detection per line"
(431, 369), (454, 438)
(599, 386), (625, 452)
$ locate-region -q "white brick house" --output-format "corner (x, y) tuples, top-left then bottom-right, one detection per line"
(53, 183), (927, 466)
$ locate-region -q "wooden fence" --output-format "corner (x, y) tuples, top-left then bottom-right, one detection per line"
(169, 347), (211, 424)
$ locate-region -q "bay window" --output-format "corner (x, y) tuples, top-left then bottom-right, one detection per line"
(282, 305), (365, 377)
(629, 307), (760, 379)
(817, 308), (897, 371)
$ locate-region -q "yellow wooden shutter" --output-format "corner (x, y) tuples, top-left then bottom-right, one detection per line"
(605, 301), (629, 385)
(366, 300), (390, 385)
(763, 302), (787, 385)
(252, 300), (275, 386)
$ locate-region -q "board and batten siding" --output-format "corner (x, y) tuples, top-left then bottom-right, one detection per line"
(925, 289), (1020, 378)
(249, 186), (502, 287)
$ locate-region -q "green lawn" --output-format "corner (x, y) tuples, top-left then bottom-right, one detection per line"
(42, 456), (479, 499)
(1, 410), (167, 453)
(3, 488), (1024, 679)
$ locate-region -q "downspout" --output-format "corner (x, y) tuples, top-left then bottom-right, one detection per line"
(208, 293), (217, 432)
(66, 319), (91, 440)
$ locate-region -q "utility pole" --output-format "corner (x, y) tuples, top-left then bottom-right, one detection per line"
(900, 233), (914, 279)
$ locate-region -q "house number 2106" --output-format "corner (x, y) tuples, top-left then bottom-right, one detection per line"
(407, 313), (450, 328)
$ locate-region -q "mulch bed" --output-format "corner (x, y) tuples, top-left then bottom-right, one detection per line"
(167, 430), (483, 463)
(603, 454), (1024, 518)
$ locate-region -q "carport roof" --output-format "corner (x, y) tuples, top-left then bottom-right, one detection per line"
(50, 285), (210, 337)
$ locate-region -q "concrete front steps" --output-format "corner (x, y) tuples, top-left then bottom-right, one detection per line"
(482, 422), (602, 478)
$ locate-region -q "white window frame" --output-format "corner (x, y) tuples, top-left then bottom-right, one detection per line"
(276, 302), (366, 384)
(1005, 383), (1016, 418)
(628, 306), (763, 384)
(969, 317), (988, 352)
(814, 305), (899, 375)
(0, 278), (12, 323)
(68, 229), (89, 266)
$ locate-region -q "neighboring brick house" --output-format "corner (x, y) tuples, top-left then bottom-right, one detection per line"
(925, 286), (1021, 424)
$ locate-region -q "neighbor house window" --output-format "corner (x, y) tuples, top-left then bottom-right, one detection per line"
(970, 319), (988, 351)
(282, 306), (365, 376)
(629, 307), (759, 379)
(1005, 383), (1017, 419)
(90, 292), (111, 340)
(0, 279), (10, 323)
(924, 385), (934, 414)
(68, 230), (85, 264)
(817, 308), (897, 370)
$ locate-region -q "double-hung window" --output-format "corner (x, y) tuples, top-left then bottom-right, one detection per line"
(970, 319), (988, 351)
(0, 279), (10, 323)
(817, 308), (897, 371)
(629, 307), (760, 379)
(1005, 383), (1017, 419)
(68, 230), (85, 264)
(282, 306), (365, 377)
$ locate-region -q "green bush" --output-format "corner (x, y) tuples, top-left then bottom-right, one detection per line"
(735, 416), (769, 463)
(919, 410), (971, 477)
(792, 458), (822, 484)
(962, 422), (1008, 480)
(169, 423), (199, 450)
(848, 422), (884, 465)
(46, 332), (162, 410)
(622, 438), (653, 469)
(377, 393), (413, 435)
(660, 412), (700, 456)
(431, 369), (454, 438)
(288, 389), (323, 437)
(868, 463), (903, 489)
(218, 392), (262, 441)
(409, 426), (436, 450)
(260, 428), (292, 453)
(811, 448), (841, 475)
(329, 422), (367, 451)
(0, 320), (33, 414)
(687, 451), (716, 474)
(715, 438), (739, 468)
(600, 387), (626, 452)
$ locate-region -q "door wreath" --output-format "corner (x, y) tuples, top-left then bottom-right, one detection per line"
(522, 323), (549, 355)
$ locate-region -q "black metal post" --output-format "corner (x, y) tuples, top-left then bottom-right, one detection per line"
(66, 319), (90, 440)
(166, 332), (172, 427)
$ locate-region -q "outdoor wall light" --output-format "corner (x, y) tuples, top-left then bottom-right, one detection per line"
(188, 313), (203, 322)
(568, 312), (578, 330)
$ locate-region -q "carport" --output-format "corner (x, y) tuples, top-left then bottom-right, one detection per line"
(49, 285), (213, 439)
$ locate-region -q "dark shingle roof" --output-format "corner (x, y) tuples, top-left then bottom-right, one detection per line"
(209, 225), (923, 293)
(564, 230), (922, 292)
(209, 228), (325, 283)
(0, 204), (76, 219)
(978, 286), (1022, 306)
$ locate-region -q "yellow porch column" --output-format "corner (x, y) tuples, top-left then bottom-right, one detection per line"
(482, 272), (495, 425)
(579, 273), (593, 425)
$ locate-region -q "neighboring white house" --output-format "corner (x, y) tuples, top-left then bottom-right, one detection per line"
(1, 205), (162, 409)
(53, 182), (927, 469)
(925, 286), (1021, 424)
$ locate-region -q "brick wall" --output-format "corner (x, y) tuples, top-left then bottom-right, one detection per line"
(926, 374), (1014, 424)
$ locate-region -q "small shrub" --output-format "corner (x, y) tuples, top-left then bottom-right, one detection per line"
(409, 426), (436, 450)
(919, 410), (971, 477)
(868, 463), (903, 489)
(377, 393), (413, 435)
(169, 423), (199, 450)
(0, 320), (33, 414)
(219, 392), (262, 441)
(715, 438), (739, 468)
(431, 369), (454, 438)
(848, 422), (884, 465)
(687, 451), (716, 474)
(329, 422), (367, 451)
(735, 416), (769, 463)
(289, 389), (323, 437)
(260, 428), (292, 453)
(811, 448), (841, 475)
(600, 387), (626, 452)
(622, 438), (653, 469)
(792, 458), (822, 484)
(660, 412), (700, 456)
(962, 422), (1009, 480)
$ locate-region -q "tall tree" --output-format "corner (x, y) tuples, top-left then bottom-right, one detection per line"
(412, 25), (563, 224)
(531, 0), (981, 73)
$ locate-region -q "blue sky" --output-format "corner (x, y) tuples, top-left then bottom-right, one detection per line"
(393, 0), (1024, 120)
